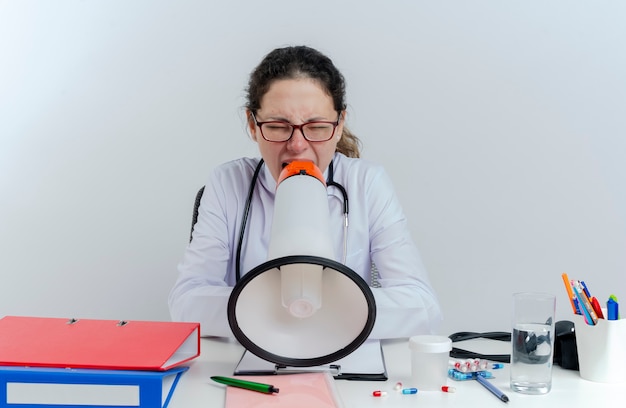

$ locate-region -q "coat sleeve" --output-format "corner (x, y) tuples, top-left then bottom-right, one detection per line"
(362, 165), (443, 339)
(168, 163), (243, 338)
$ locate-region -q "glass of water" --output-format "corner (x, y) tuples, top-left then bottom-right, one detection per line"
(510, 292), (556, 394)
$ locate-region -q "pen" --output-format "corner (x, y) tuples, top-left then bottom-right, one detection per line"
(573, 285), (596, 325)
(572, 281), (598, 325)
(580, 280), (591, 298)
(211, 376), (279, 394)
(475, 374), (509, 403)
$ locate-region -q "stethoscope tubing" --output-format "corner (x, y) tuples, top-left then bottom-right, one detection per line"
(235, 158), (349, 281)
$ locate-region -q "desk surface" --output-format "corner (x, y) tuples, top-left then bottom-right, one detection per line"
(169, 337), (619, 407)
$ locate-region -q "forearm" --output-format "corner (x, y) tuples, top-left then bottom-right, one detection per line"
(368, 285), (443, 339)
(169, 284), (234, 338)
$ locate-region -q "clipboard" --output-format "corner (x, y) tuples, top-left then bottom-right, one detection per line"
(0, 365), (187, 408)
(233, 339), (387, 381)
(0, 316), (200, 371)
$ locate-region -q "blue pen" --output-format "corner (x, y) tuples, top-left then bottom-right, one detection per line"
(476, 374), (509, 403)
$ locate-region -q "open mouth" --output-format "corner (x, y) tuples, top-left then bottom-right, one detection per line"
(282, 159), (313, 169)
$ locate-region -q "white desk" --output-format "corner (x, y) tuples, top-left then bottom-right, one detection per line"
(168, 337), (620, 407)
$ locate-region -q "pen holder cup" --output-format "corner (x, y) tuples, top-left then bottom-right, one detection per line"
(574, 314), (626, 383)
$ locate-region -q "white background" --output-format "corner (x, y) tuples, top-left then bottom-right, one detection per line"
(1, 0), (625, 336)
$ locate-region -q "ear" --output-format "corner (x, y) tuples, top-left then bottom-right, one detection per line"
(336, 110), (346, 140)
(246, 111), (258, 141)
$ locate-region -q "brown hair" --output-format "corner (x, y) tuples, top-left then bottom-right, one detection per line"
(246, 46), (361, 158)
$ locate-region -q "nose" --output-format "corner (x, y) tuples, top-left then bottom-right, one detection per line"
(287, 127), (308, 151)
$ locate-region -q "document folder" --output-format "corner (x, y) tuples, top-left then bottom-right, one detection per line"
(0, 365), (188, 408)
(233, 339), (387, 381)
(0, 316), (200, 371)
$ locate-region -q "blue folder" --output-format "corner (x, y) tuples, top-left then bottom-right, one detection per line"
(0, 365), (188, 408)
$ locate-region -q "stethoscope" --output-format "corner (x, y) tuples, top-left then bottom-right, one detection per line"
(235, 158), (349, 282)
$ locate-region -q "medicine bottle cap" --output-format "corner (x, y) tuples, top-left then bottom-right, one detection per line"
(408, 335), (452, 353)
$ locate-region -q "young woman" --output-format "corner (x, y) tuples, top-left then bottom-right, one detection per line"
(169, 45), (442, 339)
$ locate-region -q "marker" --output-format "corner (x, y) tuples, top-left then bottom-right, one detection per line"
(211, 376), (279, 394)
(475, 374), (509, 403)
(609, 295), (620, 319)
(561, 273), (579, 314)
(608, 298), (619, 320)
(590, 296), (604, 319)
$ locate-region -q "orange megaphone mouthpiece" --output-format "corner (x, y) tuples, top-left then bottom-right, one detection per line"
(277, 161), (325, 187)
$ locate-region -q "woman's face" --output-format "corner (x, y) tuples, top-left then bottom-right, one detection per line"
(248, 78), (344, 182)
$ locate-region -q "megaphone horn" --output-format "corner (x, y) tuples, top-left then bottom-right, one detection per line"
(227, 161), (376, 367)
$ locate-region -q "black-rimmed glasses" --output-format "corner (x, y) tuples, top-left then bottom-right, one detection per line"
(251, 112), (341, 142)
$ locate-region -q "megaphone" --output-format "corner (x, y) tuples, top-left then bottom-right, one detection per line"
(227, 161), (376, 367)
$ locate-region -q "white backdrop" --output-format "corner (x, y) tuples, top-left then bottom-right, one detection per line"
(1, 0), (625, 337)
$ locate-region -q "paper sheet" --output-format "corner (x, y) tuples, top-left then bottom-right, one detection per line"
(224, 372), (342, 408)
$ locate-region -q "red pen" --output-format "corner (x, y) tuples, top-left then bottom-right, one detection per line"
(591, 296), (604, 319)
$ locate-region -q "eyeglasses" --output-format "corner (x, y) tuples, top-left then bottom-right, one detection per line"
(251, 112), (341, 142)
